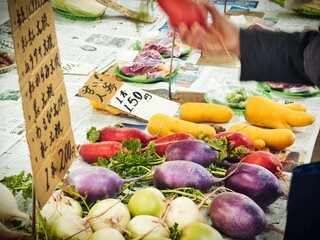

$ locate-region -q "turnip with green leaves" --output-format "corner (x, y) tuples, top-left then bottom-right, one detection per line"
(165, 139), (218, 167)
(208, 192), (283, 239)
(224, 163), (287, 207)
(64, 166), (150, 204)
(153, 160), (236, 192)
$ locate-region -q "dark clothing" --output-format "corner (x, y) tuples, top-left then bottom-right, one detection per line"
(283, 162), (320, 239)
(239, 29), (320, 87)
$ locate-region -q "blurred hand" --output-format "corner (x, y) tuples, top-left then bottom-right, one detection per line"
(178, 2), (240, 56)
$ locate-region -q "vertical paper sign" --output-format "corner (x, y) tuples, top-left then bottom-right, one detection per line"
(8, 0), (77, 207)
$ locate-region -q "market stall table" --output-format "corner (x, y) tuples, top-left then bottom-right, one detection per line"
(0, 0), (319, 239)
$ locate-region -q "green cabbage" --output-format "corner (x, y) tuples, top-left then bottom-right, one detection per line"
(52, 0), (107, 17)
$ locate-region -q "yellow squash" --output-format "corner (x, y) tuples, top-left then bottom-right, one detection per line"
(229, 123), (296, 150)
(179, 102), (234, 123)
(245, 96), (314, 130)
(147, 113), (216, 138)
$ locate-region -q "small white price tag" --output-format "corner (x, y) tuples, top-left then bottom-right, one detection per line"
(109, 83), (180, 121)
(62, 61), (96, 75)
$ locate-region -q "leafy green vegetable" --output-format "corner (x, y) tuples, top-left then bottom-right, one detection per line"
(169, 223), (182, 240)
(52, 0), (107, 17)
(204, 136), (250, 162)
(0, 170), (33, 199)
(86, 126), (101, 143)
(206, 163), (227, 177)
(94, 139), (164, 181)
(161, 187), (208, 207)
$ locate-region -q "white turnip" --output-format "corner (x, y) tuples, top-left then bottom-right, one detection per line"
(127, 187), (167, 218)
(50, 214), (92, 240)
(180, 222), (223, 240)
(126, 215), (170, 239)
(88, 228), (125, 240)
(40, 191), (83, 228)
(87, 198), (131, 233)
(165, 196), (205, 231)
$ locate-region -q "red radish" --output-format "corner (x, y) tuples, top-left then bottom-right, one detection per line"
(100, 126), (157, 146)
(241, 151), (284, 179)
(78, 141), (123, 163)
(149, 132), (195, 156)
(157, 0), (208, 28)
(213, 131), (255, 151)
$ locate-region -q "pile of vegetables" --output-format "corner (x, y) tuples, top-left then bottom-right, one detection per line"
(1, 119), (291, 239)
(2, 94), (316, 239)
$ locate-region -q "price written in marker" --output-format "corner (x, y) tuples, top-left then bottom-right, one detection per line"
(8, 0), (77, 208)
(109, 84), (180, 121)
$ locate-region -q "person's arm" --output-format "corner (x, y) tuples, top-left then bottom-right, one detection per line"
(240, 29), (319, 86)
(178, 2), (319, 87)
(303, 33), (320, 87)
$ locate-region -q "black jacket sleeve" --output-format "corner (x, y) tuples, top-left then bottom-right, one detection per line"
(239, 29), (320, 87)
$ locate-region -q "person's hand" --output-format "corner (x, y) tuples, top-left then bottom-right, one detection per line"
(178, 2), (240, 56)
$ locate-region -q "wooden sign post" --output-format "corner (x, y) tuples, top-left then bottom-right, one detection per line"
(7, 0), (77, 208)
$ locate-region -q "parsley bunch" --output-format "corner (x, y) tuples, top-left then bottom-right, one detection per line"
(0, 170), (33, 199)
(94, 139), (164, 182)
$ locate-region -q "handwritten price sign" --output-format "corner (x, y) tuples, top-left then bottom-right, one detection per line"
(78, 72), (180, 120)
(109, 84), (180, 120)
(8, 0), (77, 207)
